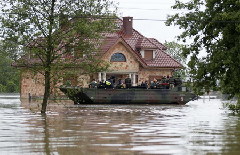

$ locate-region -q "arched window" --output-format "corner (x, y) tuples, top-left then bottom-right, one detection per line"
(110, 53), (126, 62)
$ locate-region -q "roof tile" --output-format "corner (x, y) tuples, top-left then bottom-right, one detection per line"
(100, 18), (182, 68)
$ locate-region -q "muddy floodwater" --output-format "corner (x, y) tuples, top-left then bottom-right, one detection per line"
(0, 94), (240, 155)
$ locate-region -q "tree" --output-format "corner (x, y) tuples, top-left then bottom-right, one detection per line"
(166, 0), (240, 98)
(0, 0), (117, 113)
(164, 41), (188, 79)
(0, 44), (19, 93)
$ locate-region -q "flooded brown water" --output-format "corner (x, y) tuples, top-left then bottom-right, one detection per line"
(1, 94), (240, 155)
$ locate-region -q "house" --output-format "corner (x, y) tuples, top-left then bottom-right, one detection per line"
(18, 17), (182, 99)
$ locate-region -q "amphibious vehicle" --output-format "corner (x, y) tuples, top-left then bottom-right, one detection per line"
(60, 86), (196, 105)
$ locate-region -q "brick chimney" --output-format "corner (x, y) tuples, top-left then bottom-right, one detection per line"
(123, 17), (133, 36)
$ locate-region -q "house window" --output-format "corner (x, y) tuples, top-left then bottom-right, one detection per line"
(144, 50), (153, 60)
(110, 53), (126, 62)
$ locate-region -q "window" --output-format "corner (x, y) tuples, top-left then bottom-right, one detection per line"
(110, 53), (126, 62)
(144, 50), (153, 60)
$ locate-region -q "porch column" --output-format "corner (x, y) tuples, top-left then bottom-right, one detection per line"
(103, 72), (107, 81)
(129, 74), (132, 79)
(98, 72), (102, 82)
(132, 73), (136, 86)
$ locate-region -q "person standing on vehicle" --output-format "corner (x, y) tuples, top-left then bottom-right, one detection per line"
(125, 75), (132, 89)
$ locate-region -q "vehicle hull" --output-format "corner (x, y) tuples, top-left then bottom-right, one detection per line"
(60, 87), (196, 105)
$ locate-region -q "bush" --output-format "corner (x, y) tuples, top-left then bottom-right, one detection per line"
(0, 84), (6, 92)
(228, 104), (240, 114)
(5, 81), (17, 93)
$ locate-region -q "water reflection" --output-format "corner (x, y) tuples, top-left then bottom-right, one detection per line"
(42, 114), (51, 155)
(221, 114), (240, 154)
(1, 94), (240, 154)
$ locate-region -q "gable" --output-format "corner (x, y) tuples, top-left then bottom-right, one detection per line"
(101, 41), (142, 73)
(100, 18), (182, 69)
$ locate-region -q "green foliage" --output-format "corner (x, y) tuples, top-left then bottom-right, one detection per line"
(0, 47), (19, 93)
(5, 81), (18, 93)
(228, 104), (240, 114)
(164, 41), (188, 79)
(164, 41), (187, 64)
(0, 0), (117, 113)
(167, 0), (240, 97)
(0, 84), (5, 92)
(226, 94), (240, 114)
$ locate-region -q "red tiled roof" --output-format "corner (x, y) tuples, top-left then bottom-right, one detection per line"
(100, 18), (182, 68)
(136, 37), (157, 49)
(145, 49), (182, 67)
(18, 17), (182, 69)
(148, 38), (167, 50)
(100, 36), (119, 54)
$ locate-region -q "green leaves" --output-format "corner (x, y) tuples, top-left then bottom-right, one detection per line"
(1, 0), (116, 73)
(0, 0), (117, 112)
(167, 0), (240, 98)
(164, 41), (188, 78)
(0, 45), (19, 93)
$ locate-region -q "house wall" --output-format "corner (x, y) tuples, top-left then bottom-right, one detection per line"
(20, 70), (45, 98)
(138, 68), (173, 84)
(20, 69), (90, 98)
(102, 42), (140, 72)
(101, 42), (174, 85)
(19, 42), (175, 98)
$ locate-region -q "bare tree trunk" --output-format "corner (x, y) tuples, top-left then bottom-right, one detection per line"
(41, 69), (51, 113)
(41, 0), (55, 113)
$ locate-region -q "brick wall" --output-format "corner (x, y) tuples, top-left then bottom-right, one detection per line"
(20, 70), (45, 98)
(138, 68), (173, 84)
(20, 69), (91, 98)
(20, 42), (174, 98)
(102, 42), (140, 72)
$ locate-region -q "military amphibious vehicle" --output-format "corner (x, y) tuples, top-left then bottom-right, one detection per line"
(60, 86), (196, 105)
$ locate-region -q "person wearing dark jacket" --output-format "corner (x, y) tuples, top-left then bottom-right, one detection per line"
(117, 79), (124, 89)
(125, 76), (132, 88)
(174, 75), (182, 86)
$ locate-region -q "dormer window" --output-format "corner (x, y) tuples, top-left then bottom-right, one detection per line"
(140, 50), (156, 60)
(144, 50), (153, 60)
(110, 53), (126, 62)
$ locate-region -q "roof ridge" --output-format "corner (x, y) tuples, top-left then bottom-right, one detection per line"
(148, 38), (167, 50)
(131, 28), (158, 49)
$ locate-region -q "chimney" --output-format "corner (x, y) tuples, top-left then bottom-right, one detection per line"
(123, 17), (133, 36)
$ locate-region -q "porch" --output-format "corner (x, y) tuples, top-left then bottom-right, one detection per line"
(97, 71), (138, 86)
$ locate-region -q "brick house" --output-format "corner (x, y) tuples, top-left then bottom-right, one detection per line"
(18, 17), (182, 98)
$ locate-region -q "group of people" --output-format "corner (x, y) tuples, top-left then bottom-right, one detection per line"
(148, 75), (182, 89)
(89, 75), (182, 89)
(89, 76), (132, 89)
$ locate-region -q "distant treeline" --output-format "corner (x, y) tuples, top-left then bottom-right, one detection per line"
(0, 54), (19, 93)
